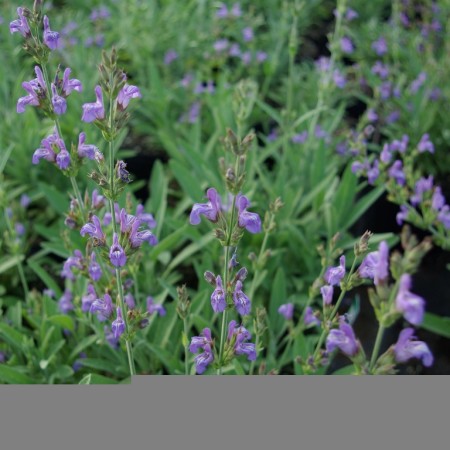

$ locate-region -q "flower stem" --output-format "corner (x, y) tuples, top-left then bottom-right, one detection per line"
(3, 209), (30, 303)
(369, 324), (385, 373)
(184, 317), (190, 375)
(108, 137), (135, 376)
(312, 254), (358, 361)
(217, 244), (231, 375)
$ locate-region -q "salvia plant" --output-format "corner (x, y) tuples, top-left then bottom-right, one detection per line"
(0, 0), (449, 382)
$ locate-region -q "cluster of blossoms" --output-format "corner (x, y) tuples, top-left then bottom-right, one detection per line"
(189, 320), (256, 374)
(350, 133), (450, 242)
(323, 238), (433, 371)
(276, 233), (433, 373)
(185, 127), (261, 374)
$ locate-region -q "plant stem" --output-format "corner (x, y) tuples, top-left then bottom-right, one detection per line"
(217, 244), (231, 375)
(249, 333), (259, 375)
(108, 136), (135, 376)
(312, 254), (358, 361)
(3, 209), (30, 303)
(184, 317), (189, 375)
(369, 324), (385, 373)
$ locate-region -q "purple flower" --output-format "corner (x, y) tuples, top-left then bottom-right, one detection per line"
(371, 61), (389, 79)
(367, 108), (378, 123)
(20, 194), (31, 209)
(130, 219), (158, 247)
(15, 222), (25, 236)
(112, 307), (125, 339)
(240, 51), (251, 65)
(372, 37), (388, 55)
(236, 195), (261, 233)
(124, 293), (135, 310)
(256, 51), (268, 63)
(410, 176), (434, 206)
(228, 321), (256, 361)
(333, 69), (347, 88)
(60, 67), (82, 96)
(229, 43), (241, 57)
(324, 255), (346, 286)
(386, 110), (400, 124)
(216, 3), (229, 18)
(189, 328), (214, 374)
(359, 241), (389, 285)
(50, 83), (67, 115)
(395, 274), (425, 325)
(17, 70), (45, 113)
(291, 131), (308, 144)
(58, 289), (74, 314)
(81, 85), (105, 122)
(146, 296), (166, 316)
(56, 145), (70, 170)
(388, 160), (406, 186)
(214, 39), (229, 52)
(77, 132), (100, 159)
(109, 233), (127, 267)
(316, 56), (331, 72)
(304, 306), (321, 327)
(43, 15), (60, 50)
(10, 7), (31, 37)
(242, 27), (254, 42)
(367, 160), (380, 185)
(409, 72), (427, 94)
(380, 81), (392, 100)
(431, 187), (445, 211)
(321, 285), (334, 306)
(104, 326), (120, 348)
(278, 303), (294, 320)
(437, 205), (450, 229)
(136, 204), (157, 228)
(210, 275), (226, 313)
(233, 280), (251, 316)
(340, 36), (354, 54)
(164, 49), (178, 65)
(190, 188), (222, 225)
(61, 249), (83, 280)
(390, 135), (409, 153)
(345, 8), (359, 21)
(326, 318), (359, 357)
(81, 284), (96, 312)
(43, 289), (55, 298)
(90, 293), (114, 321)
(417, 134), (434, 154)
(88, 252), (102, 281)
(117, 84), (142, 110)
(90, 6), (111, 21)
(231, 3), (242, 17)
(394, 328), (433, 367)
(80, 215), (106, 243)
(396, 205), (409, 226)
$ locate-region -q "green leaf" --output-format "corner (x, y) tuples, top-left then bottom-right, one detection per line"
(27, 261), (62, 298)
(52, 365), (75, 381)
(68, 335), (99, 361)
(47, 315), (75, 332)
(420, 313), (450, 339)
(0, 322), (28, 354)
(79, 358), (122, 375)
(0, 144), (14, 174)
(38, 182), (68, 214)
(78, 373), (120, 384)
(0, 255), (25, 275)
(169, 159), (204, 202)
(332, 364), (356, 375)
(269, 268), (287, 335)
(0, 365), (37, 384)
